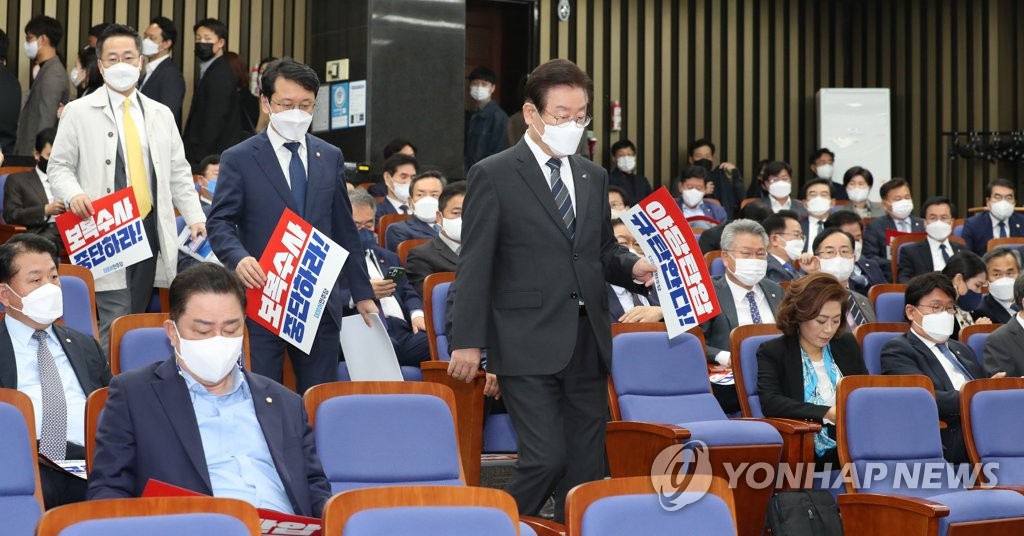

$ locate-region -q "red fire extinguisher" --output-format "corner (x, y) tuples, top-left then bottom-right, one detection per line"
(611, 100), (622, 132)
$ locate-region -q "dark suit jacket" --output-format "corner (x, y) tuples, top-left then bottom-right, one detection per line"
(706, 167), (745, 221)
(700, 276), (784, 362)
(974, 294), (1013, 325)
(849, 289), (877, 324)
(0, 65), (20, 155)
(140, 57), (186, 128)
(606, 283), (660, 323)
(609, 169), (652, 206)
(678, 199), (727, 224)
(15, 57), (68, 156)
(385, 216), (438, 251)
(406, 235), (458, 295)
(863, 214), (925, 266)
(766, 254), (799, 284)
(961, 211), (1024, 257)
(207, 131), (374, 325)
(757, 332), (868, 422)
(338, 246), (423, 321)
(850, 257), (889, 295)
(87, 358), (330, 517)
(880, 332), (984, 420)
(3, 170), (54, 233)
(983, 317), (1024, 376)
(697, 223), (724, 253)
(0, 320), (110, 403)
(451, 139), (638, 375)
(897, 240), (964, 283)
(182, 56), (244, 165)
(375, 197), (400, 223)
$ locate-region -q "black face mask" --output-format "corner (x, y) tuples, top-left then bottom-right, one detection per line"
(37, 157), (48, 174)
(195, 42), (215, 61)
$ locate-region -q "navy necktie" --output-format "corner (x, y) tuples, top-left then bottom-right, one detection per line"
(937, 343), (974, 381)
(999, 222), (1008, 238)
(940, 244), (951, 263)
(545, 157), (576, 239)
(848, 294), (867, 328)
(745, 291), (763, 324)
(284, 142), (306, 216)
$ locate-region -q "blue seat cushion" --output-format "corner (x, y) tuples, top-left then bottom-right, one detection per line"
(344, 506), (518, 536)
(580, 493), (734, 536)
(330, 478), (463, 495)
(0, 496), (41, 536)
(679, 419), (782, 447)
(60, 514), (251, 536)
(928, 489), (1024, 536)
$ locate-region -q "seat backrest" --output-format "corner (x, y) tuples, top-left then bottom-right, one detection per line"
(379, 214), (411, 248)
(610, 331), (725, 424)
(85, 387), (109, 473)
(423, 272), (455, 362)
(874, 292), (906, 323)
(323, 485), (520, 536)
(837, 375), (953, 498)
(703, 251), (724, 278)
(304, 382), (463, 493)
(987, 237), (1024, 252)
(961, 323), (1002, 367)
(110, 313), (252, 375)
(962, 378), (1024, 485)
(397, 238), (430, 265)
(35, 497), (262, 536)
(854, 322), (909, 375)
(730, 325), (783, 417)
(0, 390), (43, 535)
(58, 274), (97, 337)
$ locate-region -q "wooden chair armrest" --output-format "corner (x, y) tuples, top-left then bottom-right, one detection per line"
(606, 421), (691, 478)
(838, 492), (950, 518)
(521, 516), (566, 536)
(733, 417), (821, 473)
(968, 485), (1024, 494)
(420, 362), (485, 486)
(733, 417), (822, 434)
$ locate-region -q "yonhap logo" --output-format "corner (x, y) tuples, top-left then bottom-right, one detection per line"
(650, 440), (713, 511)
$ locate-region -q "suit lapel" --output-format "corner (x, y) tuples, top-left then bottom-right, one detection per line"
(26, 172), (47, 206)
(432, 238), (458, 266)
(302, 136), (324, 217)
(715, 278), (738, 331)
(568, 156), (589, 244)
(758, 280), (782, 310)
(151, 359), (212, 491)
(0, 322), (17, 388)
(906, 333), (955, 390)
(607, 285), (625, 321)
(513, 141), (571, 240)
(251, 134), (301, 214)
(246, 372), (299, 510)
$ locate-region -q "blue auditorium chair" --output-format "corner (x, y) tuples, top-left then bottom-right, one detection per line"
(34, 497), (260, 536)
(854, 322), (910, 375)
(961, 377), (1024, 486)
(0, 388), (43, 536)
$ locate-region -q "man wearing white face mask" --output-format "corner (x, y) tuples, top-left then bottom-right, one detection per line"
(983, 273), (1024, 376)
(88, 263), (332, 516)
(805, 228), (876, 329)
(207, 58), (377, 393)
(975, 247), (1021, 324)
(49, 24), (206, 355)
(16, 16), (68, 157)
(962, 178), (1024, 257)
(139, 16), (185, 128)
(374, 153), (419, 222)
(896, 197), (964, 283)
(801, 179), (836, 253)
(752, 160), (808, 219)
(763, 211), (806, 283)
(407, 182), (466, 295)
(825, 211), (888, 297)
(0, 235), (110, 508)
(465, 66), (509, 172)
(385, 171), (446, 251)
(676, 165), (726, 227)
(863, 178), (924, 269)
(807, 148), (846, 200)
(881, 273), (1003, 463)
(608, 139), (652, 205)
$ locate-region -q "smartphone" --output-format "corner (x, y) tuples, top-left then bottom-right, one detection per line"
(386, 266), (406, 283)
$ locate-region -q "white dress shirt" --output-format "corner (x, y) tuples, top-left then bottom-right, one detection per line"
(927, 236), (953, 271)
(364, 249), (423, 322)
(438, 232), (460, 254)
(387, 196), (408, 214)
(681, 204), (705, 219)
(893, 217), (913, 233)
(7, 315), (87, 447)
(1016, 313), (1024, 332)
(265, 122), (307, 188)
(805, 215), (826, 253)
(770, 196), (793, 212)
(36, 167), (57, 222)
(991, 213), (1011, 237)
(811, 359), (839, 407)
(715, 276), (776, 366)
(106, 87), (152, 187)
(523, 133), (577, 214)
(910, 329), (969, 390)
(610, 284), (650, 315)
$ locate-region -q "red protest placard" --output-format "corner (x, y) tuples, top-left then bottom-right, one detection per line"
(245, 209), (348, 354)
(55, 187), (153, 279)
(622, 187), (721, 338)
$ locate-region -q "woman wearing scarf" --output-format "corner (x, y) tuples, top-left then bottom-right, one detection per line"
(757, 272), (869, 467)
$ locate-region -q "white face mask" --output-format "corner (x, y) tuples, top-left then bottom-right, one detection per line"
(6, 283), (63, 325)
(925, 220), (952, 242)
(728, 257), (767, 287)
(681, 188), (705, 208)
(269, 108), (313, 142)
(469, 85), (492, 102)
(768, 181), (792, 200)
(391, 181), (411, 203)
(610, 208), (626, 220)
(890, 199), (914, 220)
(783, 238), (804, 262)
(990, 200), (1015, 221)
(914, 309), (955, 344)
(816, 164), (834, 180)
(69, 67), (82, 86)
(413, 196), (439, 223)
(616, 155), (636, 173)
(819, 256), (855, 282)
(988, 277), (1015, 303)
(533, 119), (585, 158)
(806, 196), (832, 217)
(174, 324), (243, 384)
(442, 217), (462, 242)
(23, 40), (38, 60)
(141, 38), (160, 57)
(854, 240), (863, 261)
(847, 187), (870, 203)
(102, 63), (141, 92)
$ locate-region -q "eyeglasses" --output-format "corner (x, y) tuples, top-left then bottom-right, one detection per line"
(100, 54), (140, 67)
(539, 109), (592, 129)
(269, 99), (315, 113)
(775, 230), (804, 240)
(925, 216), (953, 223)
(725, 249), (768, 260)
(916, 303), (957, 315)
(817, 248), (855, 260)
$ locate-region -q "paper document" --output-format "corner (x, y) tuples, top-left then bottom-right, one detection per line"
(339, 314), (403, 381)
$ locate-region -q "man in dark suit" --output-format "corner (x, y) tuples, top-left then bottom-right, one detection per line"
(825, 211), (888, 294)
(0, 30), (21, 155)
(15, 16), (68, 157)
(448, 59), (655, 522)
(897, 196), (963, 283)
(805, 228), (877, 329)
(0, 235), (110, 508)
(182, 18), (243, 166)
(983, 273), (1024, 376)
(762, 210), (805, 283)
(207, 59), (377, 394)
(880, 272), (1003, 463)
(608, 139), (652, 205)
(374, 153), (419, 222)
(687, 138), (744, 220)
(962, 178), (1024, 256)
(140, 17), (186, 128)
(3, 128), (65, 250)
(863, 178), (924, 274)
(676, 165), (727, 227)
(976, 247), (1020, 325)
(87, 263), (330, 516)
(607, 219), (661, 323)
(406, 182), (465, 295)
(384, 171), (444, 251)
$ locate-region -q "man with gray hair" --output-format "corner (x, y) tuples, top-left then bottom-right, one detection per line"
(699, 218), (784, 414)
(977, 247), (1021, 324)
(983, 273), (1024, 376)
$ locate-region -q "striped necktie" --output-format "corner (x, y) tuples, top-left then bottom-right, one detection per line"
(848, 294), (867, 327)
(545, 157), (576, 239)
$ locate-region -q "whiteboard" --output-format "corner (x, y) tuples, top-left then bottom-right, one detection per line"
(817, 89), (892, 202)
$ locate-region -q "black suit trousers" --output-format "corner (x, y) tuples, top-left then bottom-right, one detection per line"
(40, 442), (87, 509)
(498, 312), (607, 523)
(246, 312), (340, 395)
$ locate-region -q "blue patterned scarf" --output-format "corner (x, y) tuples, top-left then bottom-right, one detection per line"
(801, 343), (840, 457)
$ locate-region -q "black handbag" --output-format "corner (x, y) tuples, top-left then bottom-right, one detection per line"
(766, 490), (844, 535)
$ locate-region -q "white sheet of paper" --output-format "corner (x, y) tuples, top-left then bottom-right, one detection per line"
(339, 314), (403, 381)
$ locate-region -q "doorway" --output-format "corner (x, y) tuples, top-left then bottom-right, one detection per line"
(465, 0), (539, 117)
